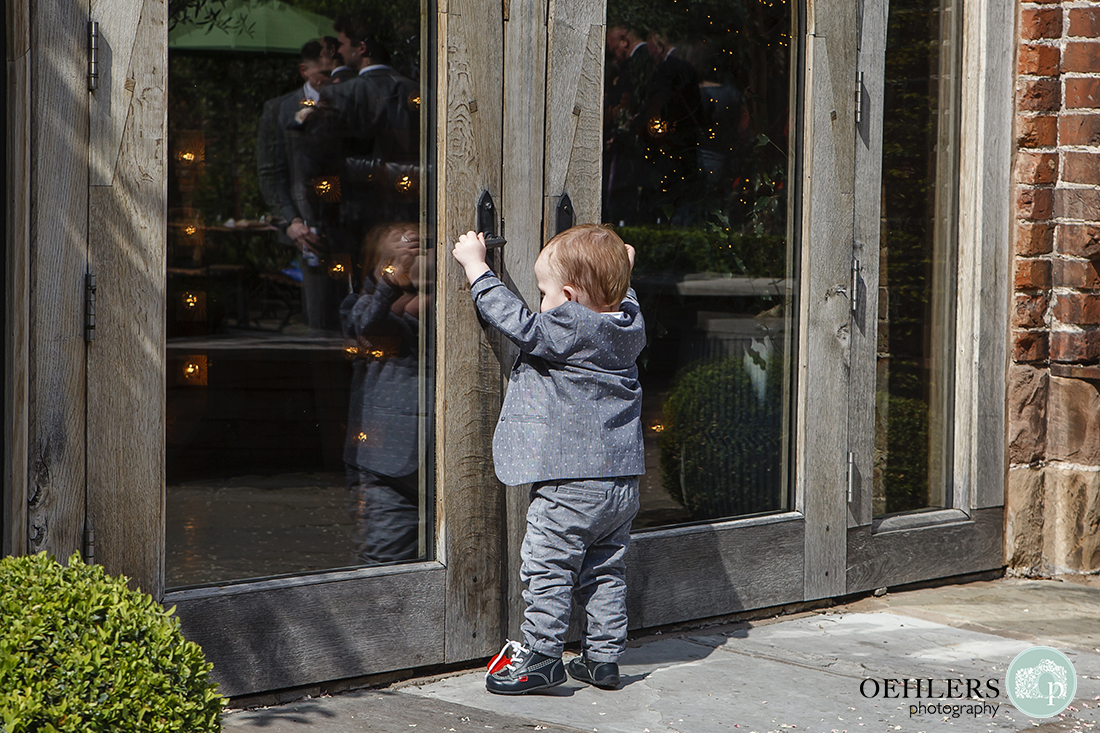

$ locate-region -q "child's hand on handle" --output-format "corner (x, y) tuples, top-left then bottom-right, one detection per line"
(453, 230), (492, 285)
(624, 243), (636, 270)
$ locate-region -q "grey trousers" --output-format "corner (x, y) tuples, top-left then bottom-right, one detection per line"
(520, 477), (640, 663)
(346, 468), (420, 565)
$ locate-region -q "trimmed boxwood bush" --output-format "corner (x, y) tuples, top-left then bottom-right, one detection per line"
(0, 553), (223, 733)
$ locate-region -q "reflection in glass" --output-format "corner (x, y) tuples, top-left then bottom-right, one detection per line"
(165, 0), (431, 587)
(874, 0), (961, 516)
(604, 1), (796, 528)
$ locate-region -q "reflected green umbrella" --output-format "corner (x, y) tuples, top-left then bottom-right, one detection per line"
(169, 0), (335, 54)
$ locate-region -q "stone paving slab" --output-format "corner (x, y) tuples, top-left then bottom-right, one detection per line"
(222, 688), (590, 733)
(852, 579), (1100, 653)
(221, 579), (1100, 733)
(403, 612), (1100, 733)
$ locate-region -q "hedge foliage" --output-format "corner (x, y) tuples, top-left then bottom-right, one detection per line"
(0, 553), (223, 733)
(659, 354), (785, 520)
(620, 225), (787, 280)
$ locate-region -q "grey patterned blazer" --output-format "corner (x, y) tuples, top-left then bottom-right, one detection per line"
(470, 272), (646, 486)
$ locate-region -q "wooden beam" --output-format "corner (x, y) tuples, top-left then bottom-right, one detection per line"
(955, 0), (1013, 511)
(172, 564), (446, 697)
(436, 0), (506, 664)
(626, 514), (805, 629)
(542, 0), (605, 230)
(26, 0), (90, 563)
(845, 507), (1003, 594)
(4, 0), (31, 557)
(501, 0), (549, 641)
(86, 0), (166, 597)
(797, 1), (858, 600)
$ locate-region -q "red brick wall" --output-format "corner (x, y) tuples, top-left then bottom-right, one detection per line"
(1009, 0), (1100, 573)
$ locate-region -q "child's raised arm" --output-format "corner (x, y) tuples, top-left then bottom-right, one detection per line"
(452, 231), (492, 285)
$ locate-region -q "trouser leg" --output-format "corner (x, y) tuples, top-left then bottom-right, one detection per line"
(347, 468), (420, 565)
(575, 508), (635, 663)
(519, 484), (587, 658)
(519, 478), (639, 660)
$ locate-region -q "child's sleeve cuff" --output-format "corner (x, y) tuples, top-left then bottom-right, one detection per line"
(470, 269), (500, 297)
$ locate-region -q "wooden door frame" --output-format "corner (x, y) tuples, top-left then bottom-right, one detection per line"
(5, 0), (90, 566)
(843, 0), (1014, 594)
(4, 0), (32, 560)
(167, 0), (514, 696)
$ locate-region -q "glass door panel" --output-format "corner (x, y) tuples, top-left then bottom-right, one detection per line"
(873, 0), (962, 517)
(604, 0), (796, 529)
(166, 0), (432, 587)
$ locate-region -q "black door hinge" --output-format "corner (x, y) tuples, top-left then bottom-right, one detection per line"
(88, 21), (100, 91)
(85, 273), (97, 342)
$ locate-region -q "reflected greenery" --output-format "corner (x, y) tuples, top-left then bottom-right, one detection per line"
(876, 0), (954, 515)
(659, 355), (784, 520)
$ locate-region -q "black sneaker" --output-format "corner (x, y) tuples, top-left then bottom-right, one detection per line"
(485, 641), (565, 695)
(566, 654), (620, 689)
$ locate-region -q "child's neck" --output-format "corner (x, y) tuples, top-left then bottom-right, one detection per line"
(569, 289), (616, 313)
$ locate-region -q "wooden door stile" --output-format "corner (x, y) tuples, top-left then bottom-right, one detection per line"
(542, 0), (605, 232)
(848, 0), (887, 530)
(797, 0), (858, 601)
(436, 0), (507, 664)
(501, 0), (549, 642)
(87, 0), (167, 597)
(5, 0), (32, 557)
(26, 0), (91, 564)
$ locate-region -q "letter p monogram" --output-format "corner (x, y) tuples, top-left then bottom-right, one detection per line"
(1047, 682), (1065, 706)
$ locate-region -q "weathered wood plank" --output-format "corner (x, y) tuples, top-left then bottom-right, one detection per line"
(86, 0), (166, 596)
(173, 564), (447, 697)
(501, 0), (549, 643)
(625, 514), (805, 629)
(27, 0), (90, 563)
(503, 0), (547, 298)
(4, 0), (32, 557)
(848, 0), (887, 530)
(798, 5), (857, 599)
(89, 0), (143, 186)
(845, 506), (1003, 594)
(955, 0), (1012, 511)
(437, 0), (506, 663)
(542, 0), (605, 229)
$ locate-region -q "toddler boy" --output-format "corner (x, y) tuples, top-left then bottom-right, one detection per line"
(452, 224), (645, 695)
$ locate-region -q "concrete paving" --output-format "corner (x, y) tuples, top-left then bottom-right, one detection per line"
(222, 577), (1100, 733)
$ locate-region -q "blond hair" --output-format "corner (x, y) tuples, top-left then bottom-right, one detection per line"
(362, 221), (418, 275)
(541, 224), (631, 309)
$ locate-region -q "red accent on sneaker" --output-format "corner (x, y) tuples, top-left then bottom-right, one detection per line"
(487, 649), (513, 674)
(518, 676), (528, 682)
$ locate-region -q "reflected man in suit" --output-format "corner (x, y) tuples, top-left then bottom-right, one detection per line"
(324, 15), (420, 241)
(643, 34), (704, 224)
(604, 25), (655, 226)
(257, 39), (343, 329)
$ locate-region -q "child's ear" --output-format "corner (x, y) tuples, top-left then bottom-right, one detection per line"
(562, 284), (577, 302)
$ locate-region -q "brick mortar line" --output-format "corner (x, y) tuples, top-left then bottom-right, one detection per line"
(1008, 461), (1100, 473)
(1049, 323), (1100, 332)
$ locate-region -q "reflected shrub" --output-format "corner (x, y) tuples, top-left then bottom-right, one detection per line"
(659, 353), (784, 520)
